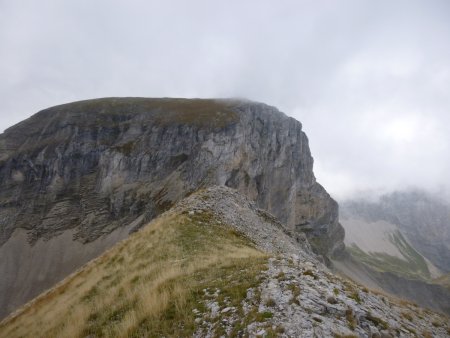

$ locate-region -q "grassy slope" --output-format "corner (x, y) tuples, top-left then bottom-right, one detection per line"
(347, 230), (431, 281)
(32, 97), (239, 129)
(0, 210), (267, 338)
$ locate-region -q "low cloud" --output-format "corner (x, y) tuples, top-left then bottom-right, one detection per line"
(1, 0), (449, 198)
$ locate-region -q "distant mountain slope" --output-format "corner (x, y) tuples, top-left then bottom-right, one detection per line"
(1, 187), (448, 338)
(0, 97), (344, 319)
(341, 190), (450, 273)
(340, 216), (440, 281)
(334, 190), (450, 315)
(434, 273), (450, 291)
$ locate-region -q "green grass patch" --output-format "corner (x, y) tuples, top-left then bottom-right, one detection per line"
(0, 208), (267, 338)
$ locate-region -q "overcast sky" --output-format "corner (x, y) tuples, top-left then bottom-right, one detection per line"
(1, 0), (449, 199)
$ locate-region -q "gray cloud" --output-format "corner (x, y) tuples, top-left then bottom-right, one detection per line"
(1, 0), (449, 198)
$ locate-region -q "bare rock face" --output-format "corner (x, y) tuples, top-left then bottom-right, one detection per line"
(0, 97), (344, 256)
(0, 98), (344, 318)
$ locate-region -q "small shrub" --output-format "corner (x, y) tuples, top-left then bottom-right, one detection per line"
(348, 291), (361, 304)
(264, 325), (285, 338)
(130, 275), (141, 284)
(303, 270), (317, 279)
(401, 312), (413, 321)
(422, 331), (433, 338)
(288, 284), (301, 305)
(81, 286), (99, 303)
(346, 308), (357, 330)
(366, 312), (388, 330)
(275, 325), (285, 333)
(255, 311), (273, 321)
(431, 320), (441, 327)
(265, 298), (276, 307)
(261, 311), (273, 319)
(405, 326), (416, 335)
(334, 334), (359, 338)
(276, 272), (286, 280)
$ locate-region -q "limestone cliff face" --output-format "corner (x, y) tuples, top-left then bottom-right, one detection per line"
(0, 98), (344, 318)
(0, 97), (344, 257)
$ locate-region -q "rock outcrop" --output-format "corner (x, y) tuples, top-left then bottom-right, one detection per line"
(0, 97), (344, 318)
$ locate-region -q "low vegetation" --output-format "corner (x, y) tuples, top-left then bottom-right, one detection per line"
(366, 312), (389, 330)
(0, 210), (267, 337)
(288, 283), (301, 305)
(5, 98), (240, 157)
(345, 308), (357, 330)
(45, 97), (239, 128)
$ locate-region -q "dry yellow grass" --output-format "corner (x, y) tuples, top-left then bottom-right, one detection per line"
(0, 210), (267, 337)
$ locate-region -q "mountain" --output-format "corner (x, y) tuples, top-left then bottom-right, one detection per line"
(1, 187), (448, 337)
(340, 210), (440, 282)
(340, 190), (450, 274)
(334, 190), (450, 314)
(1, 98), (449, 336)
(434, 273), (450, 291)
(0, 98), (344, 319)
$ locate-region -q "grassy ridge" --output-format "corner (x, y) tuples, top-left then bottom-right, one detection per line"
(0, 210), (267, 338)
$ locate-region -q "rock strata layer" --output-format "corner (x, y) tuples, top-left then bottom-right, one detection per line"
(0, 97), (344, 318)
(0, 97), (343, 256)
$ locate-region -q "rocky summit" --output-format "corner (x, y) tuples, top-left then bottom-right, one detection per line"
(0, 98), (344, 319)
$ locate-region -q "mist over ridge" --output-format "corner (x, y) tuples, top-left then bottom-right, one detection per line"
(1, 0), (450, 198)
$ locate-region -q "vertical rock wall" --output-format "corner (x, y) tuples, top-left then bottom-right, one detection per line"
(0, 98), (344, 318)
